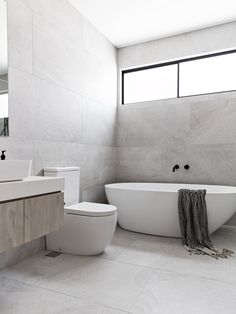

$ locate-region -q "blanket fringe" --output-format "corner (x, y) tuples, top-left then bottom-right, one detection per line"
(184, 245), (234, 259)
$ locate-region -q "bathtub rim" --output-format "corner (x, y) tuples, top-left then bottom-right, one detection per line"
(105, 182), (236, 195)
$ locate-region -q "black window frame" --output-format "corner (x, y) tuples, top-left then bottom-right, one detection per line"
(121, 49), (236, 105)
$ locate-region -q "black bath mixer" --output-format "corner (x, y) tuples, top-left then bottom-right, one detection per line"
(172, 165), (179, 172)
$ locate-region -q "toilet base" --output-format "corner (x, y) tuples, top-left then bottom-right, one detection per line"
(46, 212), (117, 256)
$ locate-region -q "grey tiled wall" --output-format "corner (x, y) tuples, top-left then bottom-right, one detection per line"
(117, 21), (236, 226)
(0, 0), (117, 266)
(5, 0), (117, 201)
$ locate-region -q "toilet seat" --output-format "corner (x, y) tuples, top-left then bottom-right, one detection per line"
(65, 202), (117, 217)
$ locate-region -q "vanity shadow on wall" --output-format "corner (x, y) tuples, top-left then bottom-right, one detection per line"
(0, 0), (9, 136)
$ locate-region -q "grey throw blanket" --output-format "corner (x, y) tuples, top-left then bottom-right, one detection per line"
(178, 189), (234, 259)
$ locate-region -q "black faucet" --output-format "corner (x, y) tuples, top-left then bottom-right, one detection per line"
(1, 150), (6, 160)
(172, 164), (179, 172)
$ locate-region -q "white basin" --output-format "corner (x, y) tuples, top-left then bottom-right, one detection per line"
(0, 160), (32, 182)
(0, 176), (64, 202)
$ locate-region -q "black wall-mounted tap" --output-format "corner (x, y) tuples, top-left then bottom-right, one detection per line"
(184, 164), (190, 170)
(1, 150), (6, 160)
(172, 164), (179, 172)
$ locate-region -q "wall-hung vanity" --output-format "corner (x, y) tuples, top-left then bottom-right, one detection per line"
(0, 176), (64, 253)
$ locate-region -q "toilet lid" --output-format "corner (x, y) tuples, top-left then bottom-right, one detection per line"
(64, 202), (117, 217)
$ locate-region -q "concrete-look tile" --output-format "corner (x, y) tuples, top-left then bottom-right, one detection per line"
(8, 67), (34, 138)
(160, 142), (209, 184)
(78, 145), (102, 190)
(8, 0), (32, 74)
(99, 227), (137, 261)
(33, 141), (115, 201)
(109, 226), (236, 285)
(82, 17), (115, 65)
(117, 100), (190, 147)
(79, 145), (116, 190)
(9, 67), (83, 142)
(32, 76), (83, 143)
(99, 160), (116, 185)
(0, 277), (126, 314)
(117, 22), (236, 70)
(117, 146), (162, 182)
(188, 144), (236, 186)
(1, 252), (153, 312)
(30, 0), (83, 45)
(33, 140), (81, 175)
(0, 238), (44, 272)
(129, 269), (236, 314)
(43, 258), (153, 312)
(0, 251), (96, 287)
(226, 213), (236, 226)
(82, 184), (107, 203)
(190, 97), (236, 145)
(33, 13), (85, 95)
(80, 146), (116, 202)
(82, 19), (117, 106)
(82, 98), (117, 146)
(0, 137), (33, 161)
(98, 146), (117, 185)
(2, 226), (236, 313)
(82, 54), (117, 107)
(4, 0), (118, 272)
(160, 142), (236, 186)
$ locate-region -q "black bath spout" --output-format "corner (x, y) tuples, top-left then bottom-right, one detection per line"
(172, 164), (179, 172)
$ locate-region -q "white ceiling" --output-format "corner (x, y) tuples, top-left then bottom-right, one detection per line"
(69, 0), (236, 47)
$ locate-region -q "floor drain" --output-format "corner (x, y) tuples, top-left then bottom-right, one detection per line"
(45, 251), (62, 258)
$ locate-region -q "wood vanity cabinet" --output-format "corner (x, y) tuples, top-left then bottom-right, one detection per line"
(0, 192), (64, 253)
(0, 200), (24, 252)
(24, 192), (64, 242)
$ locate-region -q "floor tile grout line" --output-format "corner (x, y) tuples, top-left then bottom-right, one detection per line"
(0, 275), (131, 313)
(1, 225), (236, 300)
(2, 251), (236, 294)
(98, 252), (236, 285)
(1, 245), (236, 290)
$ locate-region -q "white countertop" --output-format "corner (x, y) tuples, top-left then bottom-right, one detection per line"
(0, 176), (64, 202)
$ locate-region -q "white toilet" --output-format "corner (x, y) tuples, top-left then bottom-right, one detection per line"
(44, 167), (117, 255)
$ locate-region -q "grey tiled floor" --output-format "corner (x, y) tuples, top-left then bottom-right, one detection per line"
(1, 226), (236, 314)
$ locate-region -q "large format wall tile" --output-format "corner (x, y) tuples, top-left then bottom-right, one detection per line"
(117, 146), (162, 182)
(30, 0), (83, 45)
(4, 0), (117, 268)
(32, 76), (83, 143)
(118, 99), (190, 147)
(9, 67), (83, 142)
(8, 67), (35, 139)
(0, 137), (33, 164)
(160, 143), (236, 185)
(83, 55), (117, 107)
(33, 140), (116, 202)
(8, 0), (33, 74)
(82, 98), (117, 146)
(33, 140), (81, 175)
(82, 18), (117, 107)
(118, 22), (236, 69)
(190, 96), (236, 145)
(32, 13), (85, 95)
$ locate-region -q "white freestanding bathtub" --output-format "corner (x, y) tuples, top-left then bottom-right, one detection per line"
(105, 183), (236, 237)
